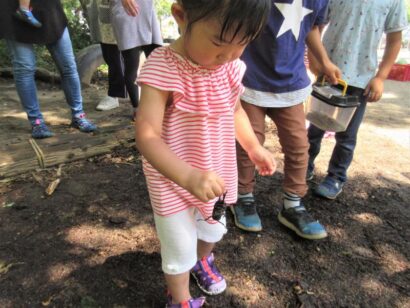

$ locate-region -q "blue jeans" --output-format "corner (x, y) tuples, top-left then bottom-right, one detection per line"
(307, 87), (367, 183)
(6, 28), (84, 124)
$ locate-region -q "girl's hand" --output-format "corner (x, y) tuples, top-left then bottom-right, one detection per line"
(364, 77), (384, 102)
(185, 169), (225, 202)
(248, 146), (276, 176)
(121, 0), (140, 16)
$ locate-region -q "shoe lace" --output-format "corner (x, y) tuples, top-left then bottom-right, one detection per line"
(238, 199), (257, 216)
(292, 206), (316, 224)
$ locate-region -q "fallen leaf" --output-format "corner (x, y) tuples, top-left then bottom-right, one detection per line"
(3, 202), (15, 208)
(112, 278), (128, 289)
(41, 296), (54, 306)
(45, 179), (61, 196)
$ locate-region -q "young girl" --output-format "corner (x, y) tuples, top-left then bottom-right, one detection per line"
(14, 0), (42, 28)
(135, 0), (273, 306)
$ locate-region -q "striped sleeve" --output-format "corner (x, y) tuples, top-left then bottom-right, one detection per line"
(137, 47), (185, 95)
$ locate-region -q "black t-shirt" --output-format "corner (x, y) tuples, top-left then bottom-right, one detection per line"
(0, 0), (68, 44)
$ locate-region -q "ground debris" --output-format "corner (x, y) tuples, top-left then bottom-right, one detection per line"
(292, 280), (317, 308)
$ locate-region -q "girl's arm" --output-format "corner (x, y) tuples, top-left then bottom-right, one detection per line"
(135, 85), (225, 202)
(234, 100), (276, 176)
(306, 25), (341, 84)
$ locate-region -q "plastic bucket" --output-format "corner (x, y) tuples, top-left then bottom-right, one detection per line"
(305, 79), (360, 132)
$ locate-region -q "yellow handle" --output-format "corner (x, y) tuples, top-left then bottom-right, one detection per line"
(320, 78), (348, 96)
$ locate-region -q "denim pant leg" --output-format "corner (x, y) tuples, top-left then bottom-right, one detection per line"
(328, 91), (367, 182)
(307, 124), (326, 172)
(47, 28), (84, 117)
(6, 40), (42, 123)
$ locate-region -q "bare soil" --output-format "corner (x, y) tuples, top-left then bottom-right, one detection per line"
(0, 80), (409, 307)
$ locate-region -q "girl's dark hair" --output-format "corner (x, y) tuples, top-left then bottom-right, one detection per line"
(179, 0), (271, 43)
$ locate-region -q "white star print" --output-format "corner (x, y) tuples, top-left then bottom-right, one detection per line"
(275, 0), (313, 41)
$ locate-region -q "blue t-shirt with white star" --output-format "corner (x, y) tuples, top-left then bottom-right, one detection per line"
(242, 0), (328, 93)
(323, 0), (408, 89)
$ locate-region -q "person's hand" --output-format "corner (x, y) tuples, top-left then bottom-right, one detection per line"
(248, 146), (276, 176)
(364, 77), (384, 102)
(184, 169), (225, 202)
(122, 0), (140, 16)
(322, 60), (342, 85)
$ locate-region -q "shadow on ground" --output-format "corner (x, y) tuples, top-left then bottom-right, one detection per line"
(0, 147), (409, 307)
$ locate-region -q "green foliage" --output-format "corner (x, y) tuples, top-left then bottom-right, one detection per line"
(155, 0), (172, 20)
(63, 0), (92, 52)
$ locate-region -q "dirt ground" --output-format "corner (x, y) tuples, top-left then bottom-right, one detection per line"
(0, 79), (409, 308)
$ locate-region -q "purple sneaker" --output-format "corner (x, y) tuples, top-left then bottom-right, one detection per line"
(166, 295), (205, 308)
(191, 253), (227, 295)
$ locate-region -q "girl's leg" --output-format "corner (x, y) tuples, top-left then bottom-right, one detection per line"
(164, 273), (190, 303)
(154, 209), (198, 303)
(197, 240), (215, 259)
(193, 211), (227, 295)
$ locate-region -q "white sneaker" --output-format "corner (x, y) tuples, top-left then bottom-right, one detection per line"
(96, 96), (119, 111)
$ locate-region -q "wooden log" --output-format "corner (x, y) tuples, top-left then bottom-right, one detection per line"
(0, 124), (135, 179)
(0, 140), (39, 178)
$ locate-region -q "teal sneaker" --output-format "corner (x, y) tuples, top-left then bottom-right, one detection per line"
(315, 176), (344, 199)
(71, 113), (97, 133)
(278, 205), (327, 240)
(230, 196), (262, 232)
(31, 119), (54, 139)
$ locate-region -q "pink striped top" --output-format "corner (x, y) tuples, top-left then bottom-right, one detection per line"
(137, 46), (246, 219)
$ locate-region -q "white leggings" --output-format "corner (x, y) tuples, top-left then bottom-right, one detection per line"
(154, 207), (227, 275)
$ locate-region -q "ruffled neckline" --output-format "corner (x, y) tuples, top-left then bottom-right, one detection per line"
(166, 46), (224, 74)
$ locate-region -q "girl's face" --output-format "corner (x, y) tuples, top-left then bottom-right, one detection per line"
(172, 4), (248, 69)
(183, 19), (248, 69)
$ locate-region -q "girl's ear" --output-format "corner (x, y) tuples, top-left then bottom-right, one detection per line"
(171, 3), (187, 30)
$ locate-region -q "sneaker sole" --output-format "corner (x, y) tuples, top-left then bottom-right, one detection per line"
(190, 272), (227, 295)
(277, 212), (328, 240)
(229, 206), (262, 232)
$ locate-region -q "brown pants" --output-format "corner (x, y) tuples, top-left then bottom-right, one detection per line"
(237, 101), (308, 197)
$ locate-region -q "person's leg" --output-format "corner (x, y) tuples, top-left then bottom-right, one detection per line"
(100, 43), (126, 98)
(270, 104), (327, 240)
(315, 88), (367, 199)
(233, 101), (267, 231)
(154, 208), (201, 304)
(47, 28), (96, 132)
(141, 44), (161, 58)
(193, 210), (227, 295)
(307, 124), (326, 178)
(269, 104), (309, 197)
(6, 39), (53, 138)
(121, 46), (141, 109)
(96, 43), (125, 111)
(6, 40), (41, 121)
(328, 89), (367, 182)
